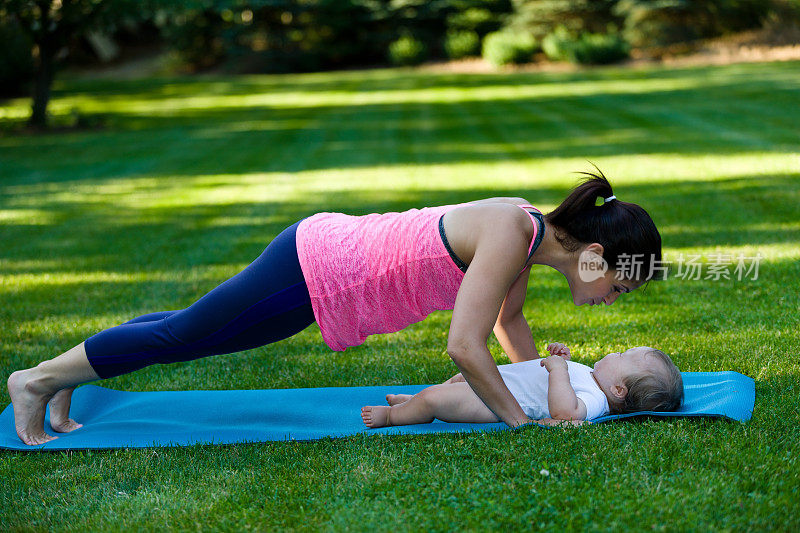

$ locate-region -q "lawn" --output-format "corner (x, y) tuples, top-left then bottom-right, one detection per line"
(1, 60), (799, 530)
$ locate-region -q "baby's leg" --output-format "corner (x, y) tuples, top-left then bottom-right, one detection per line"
(385, 393), (412, 405)
(362, 383), (499, 428)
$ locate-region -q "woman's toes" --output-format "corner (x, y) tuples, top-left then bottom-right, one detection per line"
(51, 419), (83, 433)
(23, 431), (57, 446)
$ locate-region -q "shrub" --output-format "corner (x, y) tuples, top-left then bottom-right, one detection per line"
(482, 30), (537, 66)
(388, 35), (428, 66)
(160, 8), (227, 71)
(446, 6), (507, 35)
(541, 25), (576, 62)
(445, 30), (481, 59)
(614, 0), (770, 48)
(508, 0), (621, 40)
(543, 26), (629, 64)
(573, 32), (630, 64)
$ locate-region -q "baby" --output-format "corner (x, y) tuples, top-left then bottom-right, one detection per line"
(361, 343), (683, 427)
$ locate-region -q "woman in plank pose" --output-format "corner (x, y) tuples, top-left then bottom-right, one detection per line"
(8, 170), (661, 445)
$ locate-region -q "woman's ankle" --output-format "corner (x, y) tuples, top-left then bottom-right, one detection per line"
(23, 364), (62, 397)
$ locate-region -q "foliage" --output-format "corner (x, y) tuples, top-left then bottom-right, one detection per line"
(158, 6), (226, 71)
(482, 30), (538, 65)
(542, 25), (629, 64)
(614, 0), (770, 47)
(445, 0), (512, 34)
(388, 34), (428, 65)
(155, 0), (514, 72)
(1, 0), (158, 127)
(507, 0), (771, 49)
(0, 17), (34, 98)
(769, 0), (800, 22)
(444, 29), (481, 59)
(541, 25), (572, 61)
(508, 0), (621, 39)
(158, 0), (379, 73)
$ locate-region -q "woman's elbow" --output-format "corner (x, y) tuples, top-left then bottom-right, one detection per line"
(446, 343), (467, 363)
(446, 339), (482, 366)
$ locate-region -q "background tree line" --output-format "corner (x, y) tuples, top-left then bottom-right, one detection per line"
(2, 0), (798, 128)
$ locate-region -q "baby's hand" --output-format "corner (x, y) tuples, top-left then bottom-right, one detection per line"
(540, 355), (568, 373)
(547, 342), (571, 360)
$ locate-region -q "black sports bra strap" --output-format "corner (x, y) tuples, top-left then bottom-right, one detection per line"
(438, 208), (545, 274)
(525, 209), (545, 265)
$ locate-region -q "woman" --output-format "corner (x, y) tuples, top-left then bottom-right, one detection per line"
(8, 171), (661, 445)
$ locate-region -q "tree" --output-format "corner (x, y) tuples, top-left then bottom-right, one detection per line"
(1, 0), (144, 128)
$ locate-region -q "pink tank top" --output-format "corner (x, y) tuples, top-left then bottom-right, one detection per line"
(295, 203), (541, 351)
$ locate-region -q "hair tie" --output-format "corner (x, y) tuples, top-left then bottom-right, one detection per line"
(604, 195), (616, 203)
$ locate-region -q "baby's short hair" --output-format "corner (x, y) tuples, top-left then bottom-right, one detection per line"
(613, 349), (683, 414)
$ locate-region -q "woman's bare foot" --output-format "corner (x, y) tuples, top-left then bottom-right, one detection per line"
(385, 393), (412, 406)
(361, 405), (391, 428)
(7, 370), (58, 445)
(48, 388), (82, 433)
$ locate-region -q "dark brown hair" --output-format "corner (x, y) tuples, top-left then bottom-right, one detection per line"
(546, 168), (663, 281)
(610, 349), (684, 414)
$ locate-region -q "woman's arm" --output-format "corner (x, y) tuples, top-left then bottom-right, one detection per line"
(447, 206), (534, 427)
(493, 266), (539, 362)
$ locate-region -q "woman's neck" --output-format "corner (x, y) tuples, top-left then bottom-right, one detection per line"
(529, 220), (574, 276)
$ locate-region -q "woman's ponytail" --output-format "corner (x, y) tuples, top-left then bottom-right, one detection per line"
(546, 167), (662, 281)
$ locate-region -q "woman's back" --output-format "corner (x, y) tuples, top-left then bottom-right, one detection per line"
(296, 204), (467, 351)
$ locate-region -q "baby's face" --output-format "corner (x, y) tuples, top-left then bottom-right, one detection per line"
(592, 346), (652, 385)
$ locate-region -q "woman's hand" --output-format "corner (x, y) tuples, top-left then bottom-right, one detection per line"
(530, 418), (588, 427)
(546, 342), (571, 359)
(514, 417), (588, 429)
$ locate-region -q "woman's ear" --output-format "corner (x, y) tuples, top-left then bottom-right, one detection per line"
(585, 242), (605, 256)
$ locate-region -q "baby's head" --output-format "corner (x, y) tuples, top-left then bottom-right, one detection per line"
(592, 346), (683, 414)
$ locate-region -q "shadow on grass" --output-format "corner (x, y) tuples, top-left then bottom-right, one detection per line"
(2, 62), (798, 184)
(1, 175), (798, 333)
(3, 173), (798, 265)
(54, 60), (800, 101)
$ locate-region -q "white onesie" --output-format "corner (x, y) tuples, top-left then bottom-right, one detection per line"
(497, 360), (610, 421)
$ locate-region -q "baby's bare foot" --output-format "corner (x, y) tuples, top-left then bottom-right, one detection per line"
(48, 388), (82, 433)
(361, 405), (391, 428)
(385, 393), (412, 406)
(7, 370), (58, 445)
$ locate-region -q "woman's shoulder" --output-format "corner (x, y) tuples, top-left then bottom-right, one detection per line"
(466, 196), (533, 207)
(451, 201), (534, 225)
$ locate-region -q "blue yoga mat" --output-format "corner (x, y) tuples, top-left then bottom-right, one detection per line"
(0, 371), (754, 451)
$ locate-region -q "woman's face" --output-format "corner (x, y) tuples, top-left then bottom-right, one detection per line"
(571, 269), (638, 306)
(565, 245), (640, 306)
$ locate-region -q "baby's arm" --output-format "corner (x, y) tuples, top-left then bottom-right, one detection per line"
(540, 356), (587, 421)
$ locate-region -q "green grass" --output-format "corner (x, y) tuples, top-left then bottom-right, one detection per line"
(1, 60), (799, 530)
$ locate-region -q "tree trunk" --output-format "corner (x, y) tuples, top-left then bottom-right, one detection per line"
(29, 39), (56, 129)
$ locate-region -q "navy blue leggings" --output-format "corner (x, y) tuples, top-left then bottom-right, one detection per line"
(84, 221), (315, 379)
